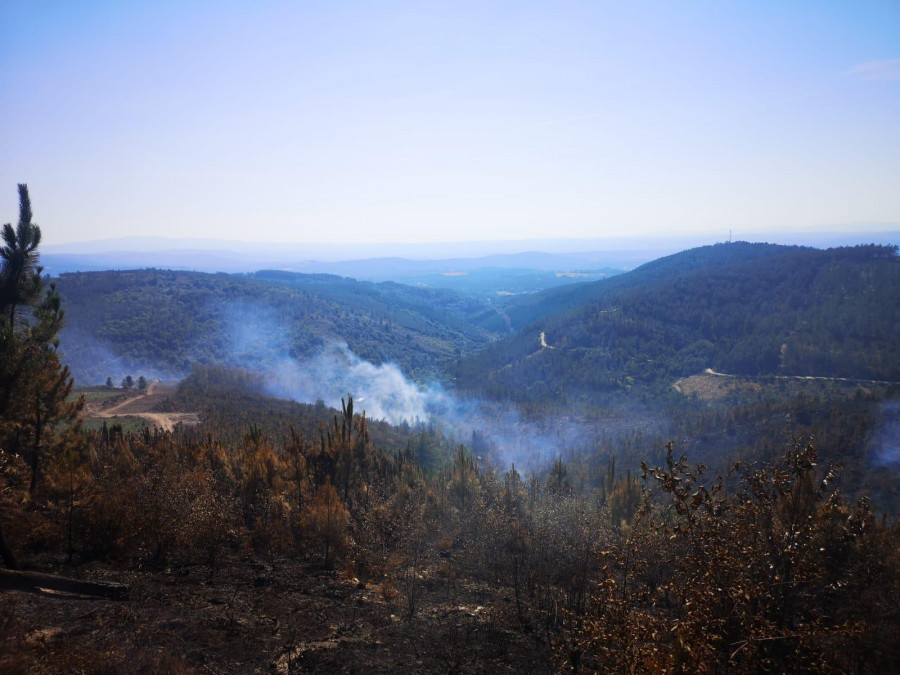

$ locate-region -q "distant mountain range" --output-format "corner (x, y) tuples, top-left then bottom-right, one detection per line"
(42, 248), (633, 301)
(42, 229), (900, 277)
(40, 235), (681, 276)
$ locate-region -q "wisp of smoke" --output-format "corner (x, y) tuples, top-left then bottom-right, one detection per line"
(265, 342), (450, 426)
(222, 304), (609, 471)
(872, 401), (900, 467)
(265, 342), (581, 469)
(59, 325), (182, 386)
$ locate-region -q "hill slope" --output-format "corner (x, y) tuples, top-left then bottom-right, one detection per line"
(55, 269), (501, 385)
(499, 242), (810, 330)
(455, 243), (900, 405)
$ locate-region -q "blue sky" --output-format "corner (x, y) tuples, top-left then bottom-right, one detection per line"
(1, 1), (898, 246)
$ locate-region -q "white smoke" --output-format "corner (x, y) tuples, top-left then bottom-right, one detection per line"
(220, 303), (623, 471)
(264, 342), (451, 426)
(59, 325), (183, 386)
(871, 401), (900, 467)
(257, 340), (601, 470)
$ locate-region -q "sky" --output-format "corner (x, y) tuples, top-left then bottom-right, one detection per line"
(1, 0), (899, 247)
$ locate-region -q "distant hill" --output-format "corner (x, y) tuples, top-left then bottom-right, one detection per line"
(42, 249), (625, 301)
(454, 243), (900, 406)
(42, 229), (900, 273)
(54, 269), (501, 385)
(498, 241), (807, 330)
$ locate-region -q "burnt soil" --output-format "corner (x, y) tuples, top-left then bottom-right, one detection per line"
(2, 558), (553, 674)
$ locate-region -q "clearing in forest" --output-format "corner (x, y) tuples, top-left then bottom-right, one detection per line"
(82, 380), (199, 432)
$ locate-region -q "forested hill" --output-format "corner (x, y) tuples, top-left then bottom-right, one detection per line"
(54, 269), (502, 385)
(499, 241), (811, 330)
(455, 243), (900, 405)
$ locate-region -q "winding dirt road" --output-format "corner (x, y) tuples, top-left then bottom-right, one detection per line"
(539, 331), (554, 349)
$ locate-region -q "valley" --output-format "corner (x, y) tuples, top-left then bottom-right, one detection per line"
(54, 243), (900, 509)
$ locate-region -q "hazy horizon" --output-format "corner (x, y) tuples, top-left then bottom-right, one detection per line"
(36, 227), (899, 279)
(40, 226), (900, 254)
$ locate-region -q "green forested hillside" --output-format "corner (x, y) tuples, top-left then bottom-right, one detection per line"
(55, 269), (501, 384)
(251, 270), (508, 333)
(498, 241), (799, 330)
(55, 244), (900, 401)
(456, 243), (900, 406)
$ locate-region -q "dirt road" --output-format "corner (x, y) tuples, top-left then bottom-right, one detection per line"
(85, 381), (199, 432)
(703, 367), (898, 386)
(674, 367), (899, 401)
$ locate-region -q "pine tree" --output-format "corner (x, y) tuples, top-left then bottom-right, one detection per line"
(0, 185), (83, 568)
(306, 479), (349, 567)
(0, 184), (42, 326)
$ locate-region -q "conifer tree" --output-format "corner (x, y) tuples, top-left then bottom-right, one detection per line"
(0, 184), (42, 326)
(0, 185), (82, 567)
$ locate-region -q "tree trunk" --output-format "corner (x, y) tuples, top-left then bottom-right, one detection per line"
(67, 469), (75, 563)
(0, 568), (129, 599)
(29, 401), (42, 497)
(0, 513), (18, 570)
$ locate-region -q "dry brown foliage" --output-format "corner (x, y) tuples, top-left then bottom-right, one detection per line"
(555, 441), (900, 673)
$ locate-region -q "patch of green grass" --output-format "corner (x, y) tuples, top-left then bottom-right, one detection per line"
(72, 388), (123, 403)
